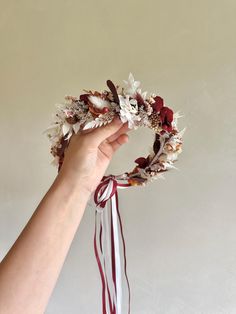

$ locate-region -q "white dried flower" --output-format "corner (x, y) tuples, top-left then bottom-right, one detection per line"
(118, 95), (141, 129)
(123, 73), (141, 96)
(88, 95), (111, 110)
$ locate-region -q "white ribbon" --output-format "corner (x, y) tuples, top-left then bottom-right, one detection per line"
(111, 194), (122, 314)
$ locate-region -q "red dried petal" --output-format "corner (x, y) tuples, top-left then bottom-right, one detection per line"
(134, 157), (148, 168)
(166, 108), (173, 122)
(152, 96), (164, 112)
(160, 107), (173, 123)
(159, 106), (174, 133)
(79, 94), (90, 102)
(162, 124), (172, 132)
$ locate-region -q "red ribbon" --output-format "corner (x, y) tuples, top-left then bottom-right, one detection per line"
(94, 176), (131, 314)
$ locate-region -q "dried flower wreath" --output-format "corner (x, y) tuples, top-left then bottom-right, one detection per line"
(44, 73), (185, 314)
(45, 73), (185, 186)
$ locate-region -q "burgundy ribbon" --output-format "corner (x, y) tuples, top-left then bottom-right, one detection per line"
(94, 175), (131, 314)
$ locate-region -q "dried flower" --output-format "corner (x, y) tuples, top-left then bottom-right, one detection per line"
(123, 73), (141, 96)
(149, 112), (161, 131)
(88, 95), (111, 111)
(152, 96), (164, 113)
(160, 107), (174, 132)
(118, 95), (141, 128)
(134, 157), (149, 169)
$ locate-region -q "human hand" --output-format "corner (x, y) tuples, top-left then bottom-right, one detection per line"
(57, 117), (129, 196)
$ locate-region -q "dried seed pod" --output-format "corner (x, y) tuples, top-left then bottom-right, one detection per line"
(149, 112), (160, 131)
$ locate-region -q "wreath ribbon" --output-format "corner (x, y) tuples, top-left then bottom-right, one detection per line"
(94, 176), (131, 314)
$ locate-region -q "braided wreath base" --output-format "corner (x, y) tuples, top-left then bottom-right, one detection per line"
(45, 73), (185, 186)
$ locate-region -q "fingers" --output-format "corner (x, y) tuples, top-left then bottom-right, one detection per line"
(106, 122), (130, 143)
(109, 133), (129, 152)
(85, 117), (124, 146)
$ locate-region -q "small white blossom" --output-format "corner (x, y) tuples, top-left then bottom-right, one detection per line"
(118, 95), (141, 129)
(123, 73), (141, 96)
(88, 95), (111, 110)
(72, 121), (82, 133)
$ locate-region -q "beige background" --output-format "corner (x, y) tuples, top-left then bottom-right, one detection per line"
(1, 1), (236, 313)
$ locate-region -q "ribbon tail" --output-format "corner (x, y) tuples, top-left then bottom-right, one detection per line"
(94, 178), (131, 314)
(111, 194), (122, 314)
(102, 202), (117, 314)
(95, 204), (117, 314)
(94, 211), (107, 314)
(115, 190), (131, 314)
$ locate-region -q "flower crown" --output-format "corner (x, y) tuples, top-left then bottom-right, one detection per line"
(45, 73), (185, 185)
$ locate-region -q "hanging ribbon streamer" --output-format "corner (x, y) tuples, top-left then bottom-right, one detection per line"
(94, 175), (131, 314)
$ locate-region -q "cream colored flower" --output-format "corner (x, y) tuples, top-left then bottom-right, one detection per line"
(118, 95), (141, 128)
(123, 73), (141, 96)
(88, 95), (111, 110)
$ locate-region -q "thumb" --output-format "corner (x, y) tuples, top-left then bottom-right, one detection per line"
(86, 117), (124, 146)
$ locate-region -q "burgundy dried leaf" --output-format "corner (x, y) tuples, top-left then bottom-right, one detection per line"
(106, 80), (120, 104)
(79, 94), (90, 102)
(153, 134), (161, 154)
(134, 157), (149, 168)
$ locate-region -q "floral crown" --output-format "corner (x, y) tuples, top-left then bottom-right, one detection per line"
(45, 73), (185, 185)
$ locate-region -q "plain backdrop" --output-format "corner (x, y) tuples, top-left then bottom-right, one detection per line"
(1, 1), (236, 313)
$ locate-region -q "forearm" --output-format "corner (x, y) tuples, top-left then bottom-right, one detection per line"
(0, 173), (90, 314)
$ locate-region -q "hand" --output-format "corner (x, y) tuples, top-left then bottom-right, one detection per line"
(58, 117), (129, 195)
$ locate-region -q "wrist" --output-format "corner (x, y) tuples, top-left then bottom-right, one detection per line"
(53, 171), (92, 204)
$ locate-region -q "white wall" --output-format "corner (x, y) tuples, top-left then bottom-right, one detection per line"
(1, 1), (236, 313)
